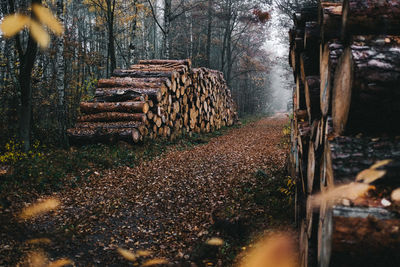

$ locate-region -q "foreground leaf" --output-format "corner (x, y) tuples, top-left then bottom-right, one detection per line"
(355, 169), (386, 184)
(20, 198), (60, 219)
(0, 14), (30, 37)
(206, 237), (224, 246)
(311, 183), (373, 208)
(26, 238), (52, 245)
(29, 20), (50, 48)
(142, 258), (169, 266)
(48, 259), (74, 267)
(32, 4), (63, 36)
(391, 188), (400, 202)
(117, 248), (137, 261)
(370, 159), (392, 170)
(136, 250), (152, 257)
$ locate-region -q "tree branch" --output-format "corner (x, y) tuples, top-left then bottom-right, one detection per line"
(146, 0), (166, 34)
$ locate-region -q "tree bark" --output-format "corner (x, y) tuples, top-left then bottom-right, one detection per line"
(205, 0), (213, 67)
(341, 0), (400, 39)
(56, 0), (66, 146)
(80, 101), (149, 114)
(18, 0), (42, 152)
(78, 112), (146, 123)
(332, 37), (400, 135)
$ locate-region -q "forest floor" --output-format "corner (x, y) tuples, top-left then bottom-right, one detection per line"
(0, 115), (294, 266)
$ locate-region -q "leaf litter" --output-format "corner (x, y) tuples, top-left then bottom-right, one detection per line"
(0, 117), (289, 266)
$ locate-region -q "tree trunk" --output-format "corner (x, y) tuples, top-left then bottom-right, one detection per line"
(332, 36), (400, 135)
(80, 101), (149, 114)
(18, 0), (42, 152)
(320, 41), (343, 117)
(163, 0), (171, 59)
(56, 0), (66, 146)
(107, 0), (116, 76)
(205, 0), (213, 67)
(341, 0), (400, 39)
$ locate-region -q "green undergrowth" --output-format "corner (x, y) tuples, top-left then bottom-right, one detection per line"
(0, 117), (259, 201)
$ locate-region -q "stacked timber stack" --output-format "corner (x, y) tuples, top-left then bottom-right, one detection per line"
(289, 1), (400, 267)
(67, 59), (238, 144)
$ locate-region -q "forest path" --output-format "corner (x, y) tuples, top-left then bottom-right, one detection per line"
(2, 116), (290, 266)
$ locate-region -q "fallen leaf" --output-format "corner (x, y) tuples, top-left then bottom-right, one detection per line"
(117, 248), (137, 261)
(20, 198), (60, 219)
(48, 258), (74, 267)
(26, 250), (49, 267)
(136, 250), (152, 257)
(26, 238), (52, 245)
(206, 237), (224, 246)
(142, 258), (169, 266)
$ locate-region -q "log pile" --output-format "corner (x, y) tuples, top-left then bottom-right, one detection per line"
(67, 60), (238, 145)
(289, 2), (400, 266)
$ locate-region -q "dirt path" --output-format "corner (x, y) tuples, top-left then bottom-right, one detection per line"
(0, 116), (290, 266)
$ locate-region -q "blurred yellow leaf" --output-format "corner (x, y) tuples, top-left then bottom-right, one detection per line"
(370, 159), (392, 170)
(238, 232), (298, 267)
(32, 4), (63, 36)
(356, 169), (386, 184)
(117, 248), (137, 261)
(26, 238), (52, 245)
(391, 188), (400, 202)
(0, 14), (31, 38)
(20, 198), (60, 219)
(136, 250), (152, 257)
(142, 258), (169, 266)
(311, 182), (373, 208)
(48, 259), (73, 267)
(29, 20), (50, 48)
(206, 237), (224, 246)
(26, 251), (49, 267)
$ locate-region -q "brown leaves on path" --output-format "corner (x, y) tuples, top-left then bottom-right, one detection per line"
(1, 116), (288, 266)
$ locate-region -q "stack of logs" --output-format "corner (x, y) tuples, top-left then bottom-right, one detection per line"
(67, 59), (238, 144)
(289, 1), (400, 266)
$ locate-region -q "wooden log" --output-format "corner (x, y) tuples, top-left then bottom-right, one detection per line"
(320, 40), (343, 117)
(319, 2), (342, 43)
(95, 88), (162, 102)
(296, 76), (307, 110)
(341, 0), (400, 39)
(138, 59), (192, 68)
(77, 112), (146, 123)
(323, 136), (400, 185)
(293, 4), (319, 28)
(304, 76), (321, 122)
(318, 205), (400, 267)
(332, 36), (400, 135)
(113, 69), (180, 79)
(307, 140), (320, 195)
(80, 101), (149, 114)
(300, 52), (320, 84)
(98, 77), (169, 89)
(304, 21), (320, 51)
(67, 127), (141, 144)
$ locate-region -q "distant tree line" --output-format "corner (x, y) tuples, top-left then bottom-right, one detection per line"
(0, 0), (272, 150)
